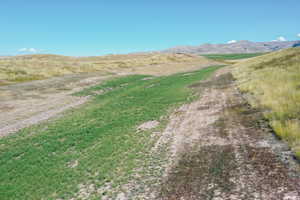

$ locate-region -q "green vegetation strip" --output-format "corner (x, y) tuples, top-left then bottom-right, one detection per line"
(0, 66), (220, 200)
(203, 53), (265, 60)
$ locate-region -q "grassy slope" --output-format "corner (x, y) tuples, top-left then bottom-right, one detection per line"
(203, 53), (265, 60)
(0, 66), (220, 199)
(233, 48), (300, 158)
(0, 53), (213, 85)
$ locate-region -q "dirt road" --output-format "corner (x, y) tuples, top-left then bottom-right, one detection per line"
(119, 68), (300, 200)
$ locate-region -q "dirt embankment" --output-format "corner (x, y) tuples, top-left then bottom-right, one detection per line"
(119, 67), (300, 200)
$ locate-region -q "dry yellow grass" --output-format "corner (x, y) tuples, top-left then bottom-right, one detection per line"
(0, 53), (216, 85)
(233, 47), (300, 158)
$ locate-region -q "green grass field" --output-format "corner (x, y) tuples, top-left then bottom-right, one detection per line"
(203, 53), (265, 60)
(0, 66), (221, 199)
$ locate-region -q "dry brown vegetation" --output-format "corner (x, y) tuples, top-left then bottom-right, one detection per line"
(233, 47), (300, 158)
(0, 53), (216, 85)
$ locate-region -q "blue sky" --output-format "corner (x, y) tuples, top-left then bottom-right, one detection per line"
(1, 0), (300, 56)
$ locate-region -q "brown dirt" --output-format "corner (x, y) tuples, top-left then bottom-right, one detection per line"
(159, 68), (300, 200)
(116, 67), (300, 200)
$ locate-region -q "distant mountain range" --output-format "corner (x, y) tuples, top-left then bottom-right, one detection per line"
(164, 40), (300, 55)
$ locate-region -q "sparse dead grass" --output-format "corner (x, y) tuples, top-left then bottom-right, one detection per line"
(0, 53), (215, 85)
(233, 47), (300, 158)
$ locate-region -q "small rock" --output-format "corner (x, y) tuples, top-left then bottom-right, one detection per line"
(92, 90), (104, 95)
(67, 160), (78, 168)
(142, 77), (154, 81)
(116, 192), (127, 200)
(137, 120), (160, 131)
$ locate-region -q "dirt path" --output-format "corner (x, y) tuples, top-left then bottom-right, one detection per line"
(119, 67), (300, 200)
(157, 68), (300, 200)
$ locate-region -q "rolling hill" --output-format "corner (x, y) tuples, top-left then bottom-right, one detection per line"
(0, 53), (218, 85)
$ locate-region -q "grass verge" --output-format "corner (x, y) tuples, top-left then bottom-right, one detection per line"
(203, 53), (265, 60)
(0, 65), (221, 199)
(233, 47), (300, 158)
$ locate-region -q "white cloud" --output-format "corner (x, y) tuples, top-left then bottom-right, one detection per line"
(227, 40), (237, 44)
(18, 48), (38, 53)
(297, 33), (300, 38)
(273, 36), (287, 42)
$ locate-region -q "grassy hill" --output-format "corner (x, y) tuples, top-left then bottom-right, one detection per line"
(0, 53), (216, 85)
(233, 47), (300, 158)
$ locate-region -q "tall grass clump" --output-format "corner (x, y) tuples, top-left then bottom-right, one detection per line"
(233, 48), (300, 158)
